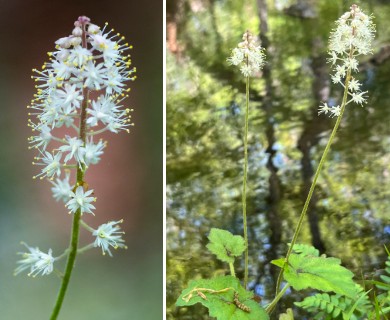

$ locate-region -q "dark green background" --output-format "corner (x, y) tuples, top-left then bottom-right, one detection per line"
(166, 0), (390, 318)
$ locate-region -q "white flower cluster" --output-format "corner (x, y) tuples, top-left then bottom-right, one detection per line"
(17, 16), (131, 276)
(227, 30), (266, 77)
(93, 220), (127, 256)
(15, 243), (55, 277)
(319, 4), (375, 117)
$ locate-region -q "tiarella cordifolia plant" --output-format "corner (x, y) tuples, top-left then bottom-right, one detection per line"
(16, 16), (136, 319)
(274, 4), (376, 296)
(176, 6), (390, 320)
(227, 30), (265, 289)
(176, 31), (270, 320)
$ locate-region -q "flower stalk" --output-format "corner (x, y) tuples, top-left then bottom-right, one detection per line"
(228, 31), (265, 288)
(17, 15), (135, 319)
(50, 25), (89, 314)
(242, 75), (249, 288)
(275, 3), (375, 296)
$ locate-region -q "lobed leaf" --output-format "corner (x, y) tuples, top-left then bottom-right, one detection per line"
(206, 228), (246, 263)
(290, 243), (319, 257)
(176, 276), (269, 320)
(285, 254), (357, 297)
(272, 244), (357, 297)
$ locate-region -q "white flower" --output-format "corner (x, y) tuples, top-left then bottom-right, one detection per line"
(83, 61), (107, 90)
(15, 243), (55, 277)
(28, 124), (52, 151)
(331, 74), (342, 84)
(55, 84), (83, 110)
(329, 105), (341, 117)
(93, 220), (127, 256)
(86, 95), (112, 126)
(59, 136), (85, 164)
(51, 59), (73, 79)
(33, 151), (62, 179)
(84, 139), (105, 166)
(105, 66), (126, 95)
(348, 78), (361, 92)
(66, 186), (96, 215)
(90, 33), (111, 51)
(320, 5), (375, 118)
(67, 46), (92, 67)
(350, 91), (367, 105)
(227, 30), (265, 77)
(318, 102), (331, 115)
(50, 171), (72, 203)
(227, 48), (244, 65)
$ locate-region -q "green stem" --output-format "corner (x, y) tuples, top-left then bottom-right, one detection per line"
(242, 75), (250, 289)
(80, 219), (95, 233)
(55, 243), (95, 261)
(229, 262), (236, 278)
(50, 20), (89, 320)
(265, 283), (290, 314)
(275, 68), (352, 294)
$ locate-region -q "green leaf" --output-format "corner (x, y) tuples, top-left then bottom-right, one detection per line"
(176, 275), (269, 320)
(285, 254), (357, 297)
(276, 245), (358, 297)
(278, 308), (294, 320)
(291, 243), (319, 257)
(271, 258), (285, 268)
(206, 228), (246, 263)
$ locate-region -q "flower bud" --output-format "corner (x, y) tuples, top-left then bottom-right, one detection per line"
(72, 26), (82, 37)
(55, 36), (72, 49)
(88, 23), (100, 34)
(70, 36), (82, 47)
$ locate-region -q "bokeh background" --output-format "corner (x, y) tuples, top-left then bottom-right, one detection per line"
(167, 0), (390, 319)
(0, 0), (162, 319)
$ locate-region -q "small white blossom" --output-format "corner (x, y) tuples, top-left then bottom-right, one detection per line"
(86, 95), (112, 127)
(84, 139), (105, 166)
(93, 220), (127, 256)
(33, 151), (62, 179)
(350, 91), (367, 105)
(28, 124), (52, 150)
(329, 105), (341, 117)
(59, 136), (85, 164)
(348, 78), (361, 92)
(318, 102), (331, 115)
(50, 171), (72, 203)
(55, 84), (83, 110)
(227, 30), (265, 77)
(66, 186), (96, 215)
(15, 243), (55, 277)
(83, 61), (107, 90)
(67, 46), (92, 67)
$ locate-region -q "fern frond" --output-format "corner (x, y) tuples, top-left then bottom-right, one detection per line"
(377, 256), (390, 291)
(295, 293), (346, 319)
(295, 285), (371, 320)
(372, 255), (390, 317)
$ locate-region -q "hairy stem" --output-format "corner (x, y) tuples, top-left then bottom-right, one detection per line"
(265, 283), (290, 314)
(275, 67), (352, 294)
(242, 75), (250, 288)
(229, 262), (236, 278)
(50, 21), (89, 320)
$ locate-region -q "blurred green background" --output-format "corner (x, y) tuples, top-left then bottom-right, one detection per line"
(166, 0), (390, 319)
(0, 0), (162, 319)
